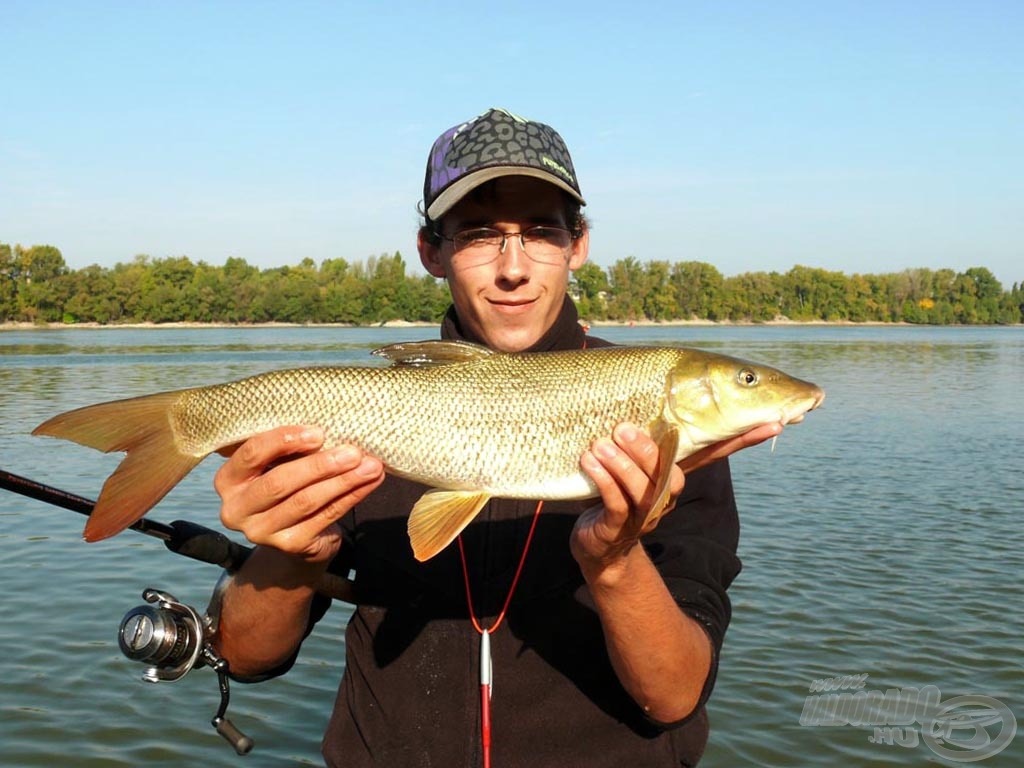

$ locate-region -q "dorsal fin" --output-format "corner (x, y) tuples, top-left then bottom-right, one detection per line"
(372, 340), (495, 367)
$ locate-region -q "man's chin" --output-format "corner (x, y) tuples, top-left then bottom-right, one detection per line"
(480, 323), (545, 353)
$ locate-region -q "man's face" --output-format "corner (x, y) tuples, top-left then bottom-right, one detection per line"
(418, 176), (589, 353)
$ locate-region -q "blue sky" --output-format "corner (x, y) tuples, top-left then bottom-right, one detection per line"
(2, 1), (1021, 290)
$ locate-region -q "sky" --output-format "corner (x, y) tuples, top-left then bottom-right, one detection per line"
(2, 1), (1022, 290)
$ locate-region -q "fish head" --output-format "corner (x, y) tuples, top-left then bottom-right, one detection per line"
(663, 350), (825, 452)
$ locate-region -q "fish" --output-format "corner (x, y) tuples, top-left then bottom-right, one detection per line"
(32, 341), (824, 561)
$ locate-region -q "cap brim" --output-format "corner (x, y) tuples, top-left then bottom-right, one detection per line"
(426, 166), (586, 220)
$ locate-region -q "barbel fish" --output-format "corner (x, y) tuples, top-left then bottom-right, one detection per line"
(32, 341), (824, 560)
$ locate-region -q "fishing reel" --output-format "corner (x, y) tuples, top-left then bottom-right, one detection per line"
(118, 586), (254, 755)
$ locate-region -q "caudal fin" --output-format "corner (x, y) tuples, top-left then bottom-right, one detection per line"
(32, 392), (202, 541)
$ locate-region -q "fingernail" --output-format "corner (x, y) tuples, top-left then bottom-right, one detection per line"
(329, 446), (359, 466)
(356, 457), (382, 477)
(300, 426), (324, 443)
(595, 439), (617, 459)
(617, 423), (639, 442)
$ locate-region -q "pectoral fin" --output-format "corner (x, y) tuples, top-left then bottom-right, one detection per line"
(407, 490), (491, 561)
(642, 424), (681, 531)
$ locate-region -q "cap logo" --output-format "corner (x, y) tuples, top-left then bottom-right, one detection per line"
(541, 155), (572, 181)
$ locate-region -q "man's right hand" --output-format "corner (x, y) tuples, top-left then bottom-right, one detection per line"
(214, 426), (385, 565)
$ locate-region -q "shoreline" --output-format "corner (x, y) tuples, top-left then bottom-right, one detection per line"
(0, 318), (945, 331)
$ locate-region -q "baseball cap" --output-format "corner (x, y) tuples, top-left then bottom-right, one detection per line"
(423, 107), (585, 220)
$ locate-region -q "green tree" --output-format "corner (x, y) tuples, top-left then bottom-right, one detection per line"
(319, 258), (368, 323)
(366, 252), (412, 323)
(723, 271), (783, 321)
(671, 261), (724, 320)
(62, 264), (117, 322)
(606, 257), (647, 321)
(570, 261), (609, 319)
(111, 256), (149, 322)
(641, 260), (676, 321)
(0, 243), (17, 320)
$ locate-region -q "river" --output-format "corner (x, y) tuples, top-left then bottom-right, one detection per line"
(1, 324), (1020, 766)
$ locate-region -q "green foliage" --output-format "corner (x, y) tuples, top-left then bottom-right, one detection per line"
(0, 241), (1020, 325)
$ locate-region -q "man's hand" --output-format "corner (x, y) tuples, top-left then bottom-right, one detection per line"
(572, 421), (783, 580)
(572, 423), (684, 578)
(214, 425), (384, 564)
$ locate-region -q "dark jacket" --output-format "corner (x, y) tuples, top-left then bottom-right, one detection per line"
(310, 298), (741, 767)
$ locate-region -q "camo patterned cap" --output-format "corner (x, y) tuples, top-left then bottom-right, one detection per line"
(424, 108), (585, 220)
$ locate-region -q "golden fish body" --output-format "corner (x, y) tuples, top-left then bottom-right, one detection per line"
(33, 341), (824, 560)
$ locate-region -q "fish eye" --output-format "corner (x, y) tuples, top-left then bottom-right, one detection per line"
(737, 368), (759, 387)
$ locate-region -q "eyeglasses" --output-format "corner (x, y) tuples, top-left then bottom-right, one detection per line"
(436, 226), (577, 267)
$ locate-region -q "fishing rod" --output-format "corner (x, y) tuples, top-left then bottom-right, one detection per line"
(1, 468), (357, 755)
(0, 468), (356, 601)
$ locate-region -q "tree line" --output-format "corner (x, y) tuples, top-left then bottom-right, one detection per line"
(2, 243), (1021, 326)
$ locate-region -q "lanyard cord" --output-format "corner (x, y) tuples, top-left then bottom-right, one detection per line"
(457, 498), (544, 635)
(457, 332), (586, 767)
(457, 499), (544, 768)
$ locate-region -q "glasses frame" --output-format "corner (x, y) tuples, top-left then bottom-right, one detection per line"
(435, 225), (581, 266)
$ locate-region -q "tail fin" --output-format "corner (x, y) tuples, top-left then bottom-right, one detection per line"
(32, 392), (203, 541)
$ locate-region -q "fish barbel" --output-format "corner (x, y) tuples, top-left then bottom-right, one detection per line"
(32, 341), (824, 560)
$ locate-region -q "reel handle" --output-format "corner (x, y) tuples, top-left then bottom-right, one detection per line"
(214, 716), (254, 755)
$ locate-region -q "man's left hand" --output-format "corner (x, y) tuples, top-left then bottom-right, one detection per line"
(571, 421), (782, 580)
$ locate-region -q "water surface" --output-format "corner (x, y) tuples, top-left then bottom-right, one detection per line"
(1, 325), (1020, 766)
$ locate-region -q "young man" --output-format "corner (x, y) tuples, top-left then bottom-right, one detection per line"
(212, 108), (781, 766)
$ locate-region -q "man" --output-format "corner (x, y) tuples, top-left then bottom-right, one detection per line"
(212, 108), (781, 766)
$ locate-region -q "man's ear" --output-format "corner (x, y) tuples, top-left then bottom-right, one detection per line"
(568, 227), (590, 271)
(418, 228), (447, 278)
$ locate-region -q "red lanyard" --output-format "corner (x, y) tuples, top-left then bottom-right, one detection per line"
(457, 332), (586, 766)
(457, 499), (544, 768)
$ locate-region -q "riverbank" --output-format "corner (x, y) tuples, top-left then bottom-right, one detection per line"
(0, 317), (925, 332)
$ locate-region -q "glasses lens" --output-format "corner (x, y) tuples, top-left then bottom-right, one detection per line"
(452, 228), (504, 252)
(522, 226), (572, 264)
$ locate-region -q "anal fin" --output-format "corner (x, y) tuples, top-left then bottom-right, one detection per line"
(407, 490), (491, 561)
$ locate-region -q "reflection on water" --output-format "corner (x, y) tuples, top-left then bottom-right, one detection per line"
(1, 325), (1022, 766)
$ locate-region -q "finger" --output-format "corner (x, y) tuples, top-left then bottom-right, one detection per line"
(248, 444), (364, 508)
(678, 423), (783, 473)
(242, 456), (385, 547)
(215, 425), (325, 490)
(612, 423), (685, 507)
(270, 458), (386, 548)
(611, 423), (660, 477)
(580, 448), (630, 527)
(588, 435), (661, 523)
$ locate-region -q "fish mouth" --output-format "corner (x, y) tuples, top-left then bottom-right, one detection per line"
(782, 387), (826, 425)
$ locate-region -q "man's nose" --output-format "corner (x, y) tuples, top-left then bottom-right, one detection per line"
(495, 233), (530, 280)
